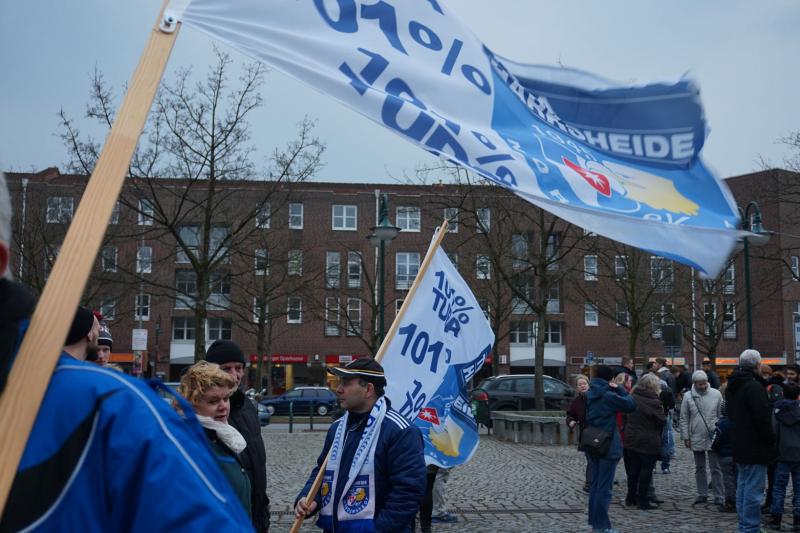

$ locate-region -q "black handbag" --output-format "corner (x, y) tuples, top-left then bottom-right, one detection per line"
(578, 426), (611, 457)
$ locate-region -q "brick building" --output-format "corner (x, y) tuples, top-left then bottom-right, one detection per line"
(6, 167), (800, 390)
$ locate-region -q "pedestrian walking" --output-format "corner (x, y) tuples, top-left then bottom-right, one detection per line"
(765, 382), (800, 531)
(679, 370), (725, 508)
(585, 365), (636, 533)
(716, 383), (737, 513)
(567, 375), (591, 492)
(294, 358), (426, 532)
(623, 373), (666, 510)
(727, 349), (776, 533)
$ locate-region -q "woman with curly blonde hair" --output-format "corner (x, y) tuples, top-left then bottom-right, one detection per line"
(178, 361), (252, 518)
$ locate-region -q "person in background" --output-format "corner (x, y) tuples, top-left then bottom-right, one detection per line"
(613, 356), (638, 387)
(622, 373), (666, 510)
(567, 374), (592, 492)
(765, 382), (800, 531)
(785, 365), (800, 386)
(585, 365), (636, 533)
(702, 359), (722, 390)
(430, 467), (457, 524)
(764, 366), (786, 514)
(727, 349), (776, 533)
(680, 371), (725, 509)
(95, 317), (113, 367)
(716, 383), (737, 513)
(673, 365), (693, 396)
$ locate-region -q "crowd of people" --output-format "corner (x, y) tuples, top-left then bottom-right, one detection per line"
(568, 354), (800, 533)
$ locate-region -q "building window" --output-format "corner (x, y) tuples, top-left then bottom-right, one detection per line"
(395, 299), (404, 317)
(653, 303), (675, 338)
(511, 234), (529, 270)
(546, 285), (561, 314)
(476, 207), (490, 233)
(172, 317), (195, 341)
(723, 263), (735, 294)
(792, 256), (799, 280)
(175, 270), (197, 309)
(510, 321), (532, 344)
(287, 297), (302, 324)
(723, 303), (737, 339)
(444, 207), (459, 233)
(138, 199), (154, 226)
(288, 250), (303, 276)
(135, 294), (151, 321)
(210, 226), (230, 264)
(512, 276), (532, 314)
(100, 298), (116, 320)
(137, 246), (153, 274)
(326, 252), (341, 288)
(101, 246), (117, 273)
(704, 303), (717, 337)
(396, 206), (421, 232)
(545, 234), (559, 270)
(332, 204), (357, 231)
(651, 256), (674, 292)
(615, 255), (628, 280)
(396, 252), (420, 290)
(255, 249), (269, 276)
(46, 196), (73, 224)
(256, 203), (271, 229)
(209, 272), (231, 309)
(346, 298), (362, 336)
(325, 297), (340, 336)
(347, 251), (362, 288)
(615, 303), (629, 327)
(207, 318), (232, 341)
(176, 225), (200, 263)
(289, 202), (304, 229)
(476, 255), (491, 280)
(109, 202), (120, 225)
(253, 297), (268, 323)
(584, 255), (598, 281)
(545, 322), (563, 344)
(584, 303), (599, 326)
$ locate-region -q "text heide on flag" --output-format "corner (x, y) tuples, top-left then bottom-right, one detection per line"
(164, 0), (741, 277)
(380, 243), (494, 467)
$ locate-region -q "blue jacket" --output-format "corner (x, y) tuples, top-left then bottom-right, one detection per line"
(297, 403), (427, 533)
(0, 354), (254, 532)
(586, 378), (636, 460)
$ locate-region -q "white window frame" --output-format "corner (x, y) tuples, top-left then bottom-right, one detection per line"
(476, 255), (491, 280)
(100, 298), (116, 320)
(287, 297), (303, 324)
(346, 298), (362, 336)
(172, 317), (195, 341)
(545, 322), (563, 345)
(396, 206), (421, 232)
(101, 246), (117, 273)
(511, 234), (528, 270)
(325, 297), (340, 336)
(175, 270), (197, 310)
(723, 303), (737, 339)
(476, 207), (491, 233)
(332, 204), (358, 231)
(253, 297), (268, 323)
(347, 251), (362, 288)
(584, 255), (598, 281)
(137, 246), (153, 274)
(326, 251), (341, 288)
(134, 294), (151, 321)
(396, 252), (420, 290)
(723, 263), (736, 294)
(138, 199), (154, 226)
(444, 207), (459, 233)
(651, 256), (674, 292)
(510, 321), (532, 344)
(210, 226), (230, 264)
(208, 272), (231, 310)
(176, 225), (200, 264)
(615, 255), (628, 280)
(255, 249), (269, 276)
(653, 302), (676, 339)
(46, 196), (73, 224)
(546, 285), (561, 314)
(288, 250), (303, 277)
(584, 303), (599, 326)
(256, 203), (271, 229)
(792, 255), (799, 280)
(289, 202), (304, 229)
(704, 302), (717, 337)
(206, 318), (232, 342)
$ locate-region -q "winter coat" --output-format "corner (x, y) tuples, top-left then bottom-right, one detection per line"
(726, 366), (776, 465)
(229, 388), (270, 531)
(657, 368), (675, 392)
(585, 378), (636, 460)
(566, 393), (587, 446)
(773, 399), (800, 463)
(297, 400), (427, 533)
(714, 415), (734, 458)
(0, 279), (34, 395)
(705, 369), (721, 389)
(204, 427), (253, 518)
(623, 388), (666, 455)
(679, 386), (723, 451)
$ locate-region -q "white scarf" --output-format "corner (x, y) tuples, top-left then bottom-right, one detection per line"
(197, 415), (247, 454)
(318, 397), (387, 533)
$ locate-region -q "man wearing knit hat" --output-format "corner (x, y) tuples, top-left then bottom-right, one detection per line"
(95, 318), (113, 366)
(206, 339), (270, 532)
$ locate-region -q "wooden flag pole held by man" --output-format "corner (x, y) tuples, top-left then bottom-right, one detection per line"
(0, 3), (180, 513)
(289, 220), (449, 533)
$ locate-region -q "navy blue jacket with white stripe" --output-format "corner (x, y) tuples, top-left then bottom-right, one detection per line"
(297, 400), (427, 533)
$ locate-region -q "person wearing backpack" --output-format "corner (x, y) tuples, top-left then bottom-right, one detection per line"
(585, 365), (636, 533)
(679, 370), (725, 509)
(764, 382), (800, 531)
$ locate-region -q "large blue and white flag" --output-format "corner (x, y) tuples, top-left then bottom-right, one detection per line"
(165, 0), (741, 276)
(380, 238), (493, 467)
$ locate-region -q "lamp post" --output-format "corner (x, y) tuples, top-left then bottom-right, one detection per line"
(367, 194), (400, 347)
(738, 202), (772, 349)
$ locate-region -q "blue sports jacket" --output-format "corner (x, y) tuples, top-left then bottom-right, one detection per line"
(586, 377), (636, 460)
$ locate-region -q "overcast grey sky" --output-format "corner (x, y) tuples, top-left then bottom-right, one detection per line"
(1, 1), (798, 182)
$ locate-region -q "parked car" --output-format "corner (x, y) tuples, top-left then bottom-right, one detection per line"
(260, 386), (339, 416)
(469, 374), (575, 427)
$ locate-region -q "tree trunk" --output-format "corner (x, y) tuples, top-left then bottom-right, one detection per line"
(534, 312), (547, 411)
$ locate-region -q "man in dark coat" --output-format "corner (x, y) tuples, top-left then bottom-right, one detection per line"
(702, 359), (722, 389)
(726, 349), (776, 533)
(207, 340), (270, 532)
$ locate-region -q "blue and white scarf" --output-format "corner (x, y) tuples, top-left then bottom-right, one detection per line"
(318, 397), (387, 533)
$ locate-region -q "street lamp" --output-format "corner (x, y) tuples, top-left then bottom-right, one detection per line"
(367, 194), (400, 346)
(738, 202), (772, 349)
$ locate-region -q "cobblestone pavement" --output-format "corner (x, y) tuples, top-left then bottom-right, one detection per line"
(264, 429), (783, 533)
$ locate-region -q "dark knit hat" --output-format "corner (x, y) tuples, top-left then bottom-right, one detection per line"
(595, 365), (615, 382)
(327, 358), (387, 388)
(97, 320), (113, 349)
(205, 339), (245, 365)
(66, 306), (95, 346)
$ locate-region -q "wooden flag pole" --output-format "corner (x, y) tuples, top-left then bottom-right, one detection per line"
(0, 1), (179, 513)
(289, 220), (449, 533)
